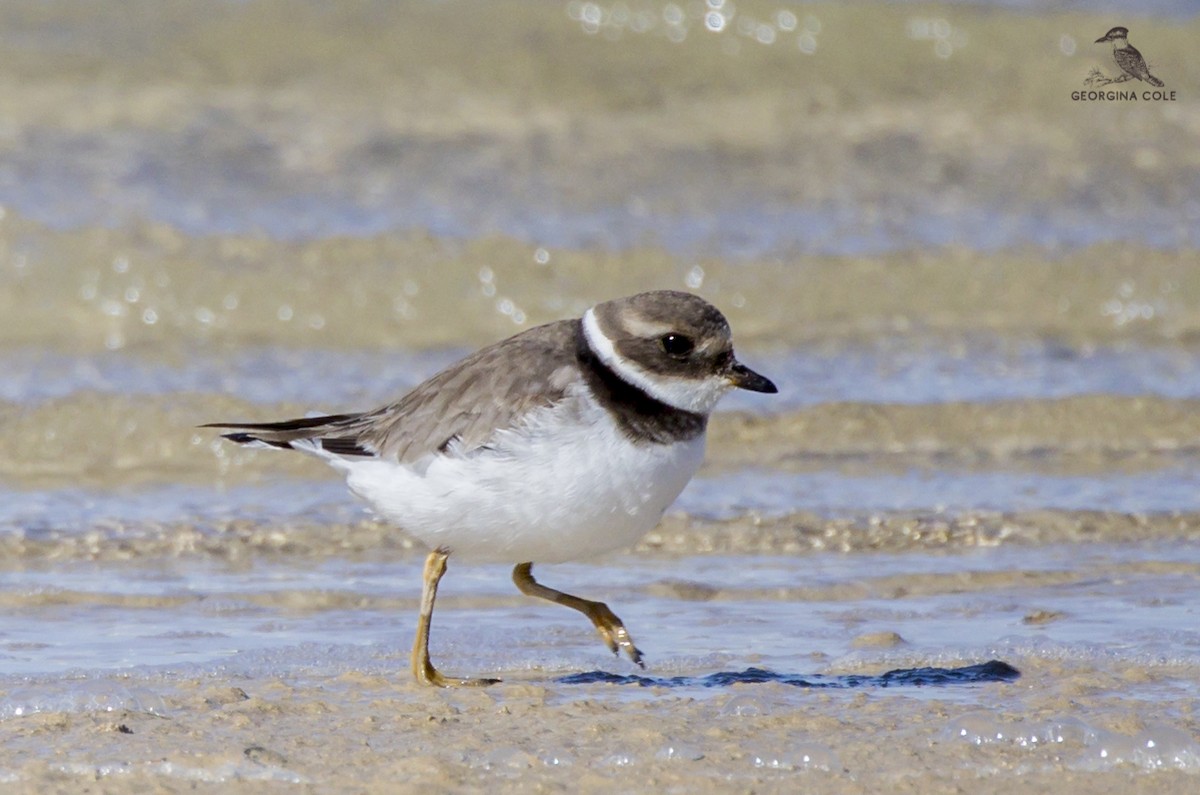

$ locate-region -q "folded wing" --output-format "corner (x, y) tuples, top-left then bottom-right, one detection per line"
(203, 319), (582, 465)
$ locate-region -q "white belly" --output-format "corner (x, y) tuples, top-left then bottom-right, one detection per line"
(339, 395), (706, 563)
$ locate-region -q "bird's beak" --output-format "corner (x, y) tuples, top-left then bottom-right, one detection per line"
(727, 361), (778, 393)
(1094, 34), (1107, 43)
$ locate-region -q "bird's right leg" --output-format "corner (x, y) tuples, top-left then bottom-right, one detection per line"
(512, 562), (644, 667)
(411, 548), (500, 687)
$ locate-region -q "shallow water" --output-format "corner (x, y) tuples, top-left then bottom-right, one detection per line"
(2, 0), (1199, 790)
(5, 463), (1200, 546)
(8, 337), (1200, 407)
(3, 543), (1199, 693)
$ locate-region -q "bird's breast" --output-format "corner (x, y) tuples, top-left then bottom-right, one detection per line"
(343, 392), (707, 562)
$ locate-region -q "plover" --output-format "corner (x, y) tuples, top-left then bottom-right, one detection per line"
(205, 290), (776, 686)
(1095, 27), (1164, 87)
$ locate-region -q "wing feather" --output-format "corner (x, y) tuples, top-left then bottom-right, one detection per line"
(204, 319), (583, 464)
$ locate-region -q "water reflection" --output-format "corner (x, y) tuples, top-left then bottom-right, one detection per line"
(558, 659), (1021, 687)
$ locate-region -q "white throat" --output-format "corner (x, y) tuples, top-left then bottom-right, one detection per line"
(581, 307), (729, 414)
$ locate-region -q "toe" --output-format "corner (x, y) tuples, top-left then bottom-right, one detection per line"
(595, 625), (621, 656)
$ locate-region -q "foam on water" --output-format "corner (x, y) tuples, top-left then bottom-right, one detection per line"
(944, 713), (1200, 774)
(751, 743), (841, 772)
(49, 759), (308, 785)
(0, 681), (168, 720)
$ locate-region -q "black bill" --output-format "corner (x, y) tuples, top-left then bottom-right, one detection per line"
(728, 361), (778, 393)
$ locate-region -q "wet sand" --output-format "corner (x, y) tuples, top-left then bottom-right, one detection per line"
(2, 659), (1198, 794)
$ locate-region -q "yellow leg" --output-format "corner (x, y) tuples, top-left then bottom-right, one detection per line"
(512, 562), (644, 667)
(411, 548), (500, 687)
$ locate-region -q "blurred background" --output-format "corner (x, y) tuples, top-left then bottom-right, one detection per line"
(1, 0), (1197, 360)
(1, 0), (1200, 777)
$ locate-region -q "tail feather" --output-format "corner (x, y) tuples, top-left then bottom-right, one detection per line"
(201, 412), (359, 436)
(1147, 74), (1164, 87)
(216, 431), (294, 450)
(201, 413), (374, 457)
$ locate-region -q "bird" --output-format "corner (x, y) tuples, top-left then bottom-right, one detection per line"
(1095, 27), (1164, 87)
(204, 290), (777, 686)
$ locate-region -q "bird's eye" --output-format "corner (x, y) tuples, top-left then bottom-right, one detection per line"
(660, 333), (694, 358)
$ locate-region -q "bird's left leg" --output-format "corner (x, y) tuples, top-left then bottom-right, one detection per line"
(512, 562), (644, 667)
(411, 548), (501, 687)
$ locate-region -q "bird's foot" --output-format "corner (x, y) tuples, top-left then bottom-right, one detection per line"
(413, 658), (500, 688)
(585, 601), (645, 668)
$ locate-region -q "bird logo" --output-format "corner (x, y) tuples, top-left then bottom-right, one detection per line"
(1090, 27), (1165, 87)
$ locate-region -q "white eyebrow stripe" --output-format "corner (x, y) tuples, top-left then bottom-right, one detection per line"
(622, 315), (673, 338)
